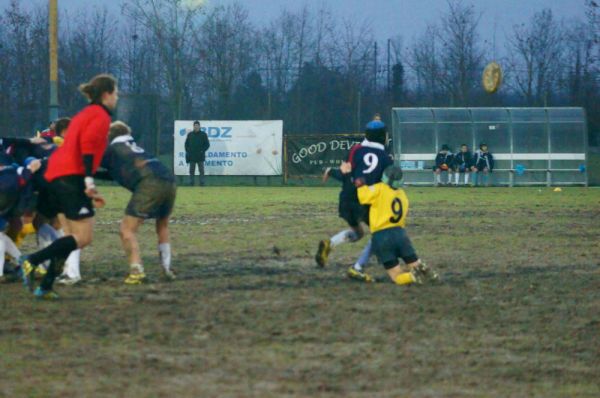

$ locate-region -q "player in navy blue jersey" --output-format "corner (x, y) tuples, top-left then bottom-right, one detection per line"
(96, 121), (177, 284)
(316, 120), (393, 282)
(0, 153), (42, 282)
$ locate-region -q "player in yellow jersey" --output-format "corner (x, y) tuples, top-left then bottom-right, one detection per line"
(342, 163), (439, 285)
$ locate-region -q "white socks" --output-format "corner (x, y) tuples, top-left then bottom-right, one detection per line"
(464, 173), (470, 184)
(447, 173), (453, 183)
(330, 229), (358, 247)
(0, 232), (21, 276)
(159, 243), (171, 271)
(63, 249), (81, 279)
(435, 174), (441, 183)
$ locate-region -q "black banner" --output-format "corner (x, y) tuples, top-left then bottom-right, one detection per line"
(285, 134), (363, 177)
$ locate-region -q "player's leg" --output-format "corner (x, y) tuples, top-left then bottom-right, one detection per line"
(198, 161), (206, 186)
(316, 201), (365, 267)
(121, 215), (145, 284)
(156, 182), (177, 280)
(433, 168), (441, 186)
(447, 170), (453, 185)
(20, 177), (95, 295)
(483, 168), (491, 186)
(395, 228), (439, 282)
(347, 238), (375, 283)
(0, 232), (21, 281)
(471, 166), (478, 186)
(189, 162), (197, 186)
(23, 216), (92, 298)
(56, 217), (82, 285)
(464, 169), (470, 185)
(156, 217), (175, 280)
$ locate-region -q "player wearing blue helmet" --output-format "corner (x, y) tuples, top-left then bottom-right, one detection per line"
(317, 118), (393, 282)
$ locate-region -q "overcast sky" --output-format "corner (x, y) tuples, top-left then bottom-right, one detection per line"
(1, 0), (588, 51)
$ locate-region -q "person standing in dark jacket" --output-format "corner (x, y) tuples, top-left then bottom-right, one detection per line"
(184, 121), (210, 186)
(452, 144), (473, 186)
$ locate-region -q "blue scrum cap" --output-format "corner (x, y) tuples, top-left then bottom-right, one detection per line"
(366, 120), (386, 131)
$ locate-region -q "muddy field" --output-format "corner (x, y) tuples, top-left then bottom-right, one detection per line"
(1, 186), (599, 397)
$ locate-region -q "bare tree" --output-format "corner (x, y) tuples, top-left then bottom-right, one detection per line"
(407, 25), (442, 105)
(436, 0), (484, 106)
(195, 3), (256, 118)
(122, 0), (205, 119)
(60, 7), (121, 115)
(506, 9), (564, 106)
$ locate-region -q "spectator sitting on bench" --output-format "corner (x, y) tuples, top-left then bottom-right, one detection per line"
(433, 144), (454, 186)
(452, 144), (473, 186)
(471, 143), (494, 186)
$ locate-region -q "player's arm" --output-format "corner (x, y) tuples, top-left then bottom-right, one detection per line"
(325, 167), (345, 183)
(357, 184), (381, 205)
(80, 116), (110, 205)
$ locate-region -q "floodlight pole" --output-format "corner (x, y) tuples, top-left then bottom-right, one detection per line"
(49, 0), (59, 122)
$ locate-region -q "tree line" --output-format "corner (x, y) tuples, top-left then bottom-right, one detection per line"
(0, 0), (598, 152)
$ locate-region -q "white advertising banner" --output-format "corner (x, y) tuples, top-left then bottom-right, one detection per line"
(174, 120), (283, 176)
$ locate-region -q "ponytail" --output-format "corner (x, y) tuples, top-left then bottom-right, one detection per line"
(79, 74), (117, 103)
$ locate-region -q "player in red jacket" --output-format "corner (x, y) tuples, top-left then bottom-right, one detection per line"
(19, 74), (119, 299)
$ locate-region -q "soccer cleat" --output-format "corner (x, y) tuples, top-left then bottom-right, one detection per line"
(56, 275), (82, 286)
(35, 266), (48, 278)
(18, 256), (36, 291)
(315, 239), (331, 267)
(413, 261), (440, 283)
(33, 287), (59, 300)
(347, 267), (375, 283)
(124, 272), (146, 285)
(162, 268), (177, 281)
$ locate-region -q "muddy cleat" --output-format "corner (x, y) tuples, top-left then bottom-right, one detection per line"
(35, 266), (48, 279)
(18, 256), (36, 291)
(162, 268), (177, 281)
(33, 287), (59, 300)
(56, 275), (82, 286)
(124, 272), (146, 285)
(413, 261), (439, 283)
(315, 239), (331, 267)
(347, 267), (375, 283)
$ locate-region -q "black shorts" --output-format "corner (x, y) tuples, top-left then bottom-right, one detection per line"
(372, 227), (419, 269)
(126, 177), (176, 219)
(339, 200), (369, 228)
(46, 176), (95, 221)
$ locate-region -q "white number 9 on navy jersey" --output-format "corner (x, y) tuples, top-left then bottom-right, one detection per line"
(363, 153), (379, 174)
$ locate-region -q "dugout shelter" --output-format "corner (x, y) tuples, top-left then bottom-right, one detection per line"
(392, 107), (588, 186)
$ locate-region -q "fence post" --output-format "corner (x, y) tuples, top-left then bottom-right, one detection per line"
(283, 135), (288, 185)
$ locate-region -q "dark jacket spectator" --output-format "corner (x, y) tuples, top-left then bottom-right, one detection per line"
(434, 145), (454, 171)
(185, 126), (210, 162)
(453, 145), (473, 172)
(472, 145), (494, 172)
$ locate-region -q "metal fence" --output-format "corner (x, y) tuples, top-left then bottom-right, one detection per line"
(392, 107), (588, 186)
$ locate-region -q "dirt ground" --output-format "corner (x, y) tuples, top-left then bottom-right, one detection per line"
(1, 186), (599, 397)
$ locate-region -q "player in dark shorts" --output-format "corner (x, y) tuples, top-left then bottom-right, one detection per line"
(316, 120), (393, 281)
(452, 144), (473, 186)
(19, 74), (118, 300)
(354, 165), (439, 285)
(97, 121), (177, 284)
(0, 154), (42, 282)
